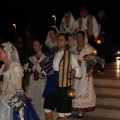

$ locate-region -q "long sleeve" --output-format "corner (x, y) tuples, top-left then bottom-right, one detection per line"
(71, 54), (83, 78)
(74, 19), (79, 30)
(14, 75), (22, 89)
(92, 16), (99, 38)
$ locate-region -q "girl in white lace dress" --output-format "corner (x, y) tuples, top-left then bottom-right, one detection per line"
(27, 36), (47, 120)
(0, 42), (40, 120)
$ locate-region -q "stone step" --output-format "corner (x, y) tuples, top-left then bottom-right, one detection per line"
(94, 78), (120, 88)
(83, 105), (120, 119)
(68, 114), (120, 120)
(94, 87), (120, 97)
(70, 105), (120, 119)
(96, 95), (120, 107)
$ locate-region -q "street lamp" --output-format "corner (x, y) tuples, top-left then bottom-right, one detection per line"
(13, 23), (17, 41)
(13, 23), (16, 33)
(52, 15), (56, 26)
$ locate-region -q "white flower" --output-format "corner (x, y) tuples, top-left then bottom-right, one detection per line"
(23, 63), (31, 72)
(8, 92), (26, 111)
(12, 97), (18, 102)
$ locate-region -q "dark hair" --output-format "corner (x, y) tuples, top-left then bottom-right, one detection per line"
(76, 30), (85, 37)
(31, 34), (50, 56)
(58, 33), (70, 41)
(30, 34), (43, 54)
(80, 5), (88, 11)
(57, 33), (70, 50)
(64, 11), (71, 16)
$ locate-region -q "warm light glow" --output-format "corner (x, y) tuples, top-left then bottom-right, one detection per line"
(52, 15), (56, 18)
(116, 57), (120, 77)
(13, 23), (16, 32)
(68, 88), (76, 97)
(52, 15), (56, 26)
(93, 50), (97, 56)
(118, 51), (120, 54)
(96, 40), (101, 45)
(13, 23), (16, 27)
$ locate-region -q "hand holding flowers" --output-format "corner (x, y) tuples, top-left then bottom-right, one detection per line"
(8, 91), (26, 112)
(83, 54), (97, 73)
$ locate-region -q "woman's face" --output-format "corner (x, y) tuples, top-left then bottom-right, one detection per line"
(64, 13), (70, 22)
(49, 30), (57, 40)
(76, 33), (85, 44)
(0, 48), (7, 61)
(33, 41), (42, 52)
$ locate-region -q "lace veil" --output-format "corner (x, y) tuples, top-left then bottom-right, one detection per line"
(61, 11), (76, 27)
(60, 11), (76, 34)
(1, 41), (20, 63)
(0, 42), (23, 89)
(75, 29), (88, 43)
(45, 25), (59, 44)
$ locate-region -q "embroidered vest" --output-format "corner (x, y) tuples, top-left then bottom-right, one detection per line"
(78, 15), (93, 37)
(59, 50), (73, 87)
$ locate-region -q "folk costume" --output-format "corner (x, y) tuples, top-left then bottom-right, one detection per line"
(42, 49), (82, 118)
(71, 43), (96, 113)
(27, 54), (46, 120)
(75, 13), (99, 47)
(0, 42), (40, 120)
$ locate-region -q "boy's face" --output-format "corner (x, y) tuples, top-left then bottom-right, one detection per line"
(57, 35), (68, 49)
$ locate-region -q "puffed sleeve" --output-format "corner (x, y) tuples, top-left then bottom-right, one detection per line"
(12, 64), (24, 90)
(71, 54), (83, 78)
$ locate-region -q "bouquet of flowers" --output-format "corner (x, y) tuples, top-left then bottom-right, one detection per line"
(83, 54), (97, 73)
(8, 91), (26, 112)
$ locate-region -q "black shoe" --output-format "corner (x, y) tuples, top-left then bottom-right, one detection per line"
(68, 115), (71, 118)
(77, 113), (83, 118)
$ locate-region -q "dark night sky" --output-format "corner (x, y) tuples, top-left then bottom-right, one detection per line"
(0, 0), (120, 49)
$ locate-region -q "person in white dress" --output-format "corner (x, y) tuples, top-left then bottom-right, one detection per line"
(70, 30), (96, 118)
(27, 35), (47, 120)
(60, 11), (76, 34)
(60, 11), (76, 48)
(0, 41), (40, 120)
(74, 5), (99, 48)
(45, 25), (59, 53)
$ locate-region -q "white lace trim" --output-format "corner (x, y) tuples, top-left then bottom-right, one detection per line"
(0, 62), (23, 88)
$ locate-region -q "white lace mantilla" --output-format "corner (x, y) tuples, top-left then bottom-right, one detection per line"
(0, 62), (23, 89)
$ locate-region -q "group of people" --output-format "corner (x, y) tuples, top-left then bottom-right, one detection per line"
(0, 4), (109, 120)
(45, 5), (108, 74)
